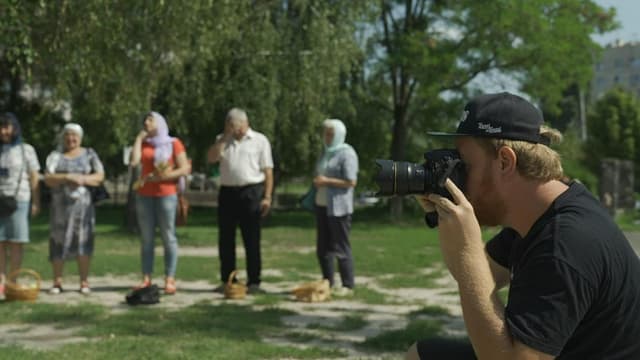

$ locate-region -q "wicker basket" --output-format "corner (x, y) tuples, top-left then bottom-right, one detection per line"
(292, 279), (331, 302)
(5, 268), (41, 302)
(223, 270), (247, 300)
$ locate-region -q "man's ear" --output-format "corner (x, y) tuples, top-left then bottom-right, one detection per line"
(497, 146), (517, 174)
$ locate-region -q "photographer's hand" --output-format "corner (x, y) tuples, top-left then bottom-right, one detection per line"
(414, 194), (436, 213)
(428, 178), (484, 282)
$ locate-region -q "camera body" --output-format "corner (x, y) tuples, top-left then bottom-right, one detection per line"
(374, 149), (467, 227)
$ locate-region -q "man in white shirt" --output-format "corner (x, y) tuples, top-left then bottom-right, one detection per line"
(207, 108), (273, 294)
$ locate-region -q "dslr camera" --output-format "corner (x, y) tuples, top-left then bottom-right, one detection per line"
(374, 149), (466, 227)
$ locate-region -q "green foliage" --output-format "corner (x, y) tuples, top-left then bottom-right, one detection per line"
(556, 129), (598, 192)
(371, 0), (616, 163)
(1, 1), (367, 179)
(0, 0), (621, 204)
(586, 88), (640, 189)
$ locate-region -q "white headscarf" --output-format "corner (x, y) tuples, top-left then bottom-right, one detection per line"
(322, 119), (348, 153)
(144, 111), (174, 165)
(317, 119), (349, 174)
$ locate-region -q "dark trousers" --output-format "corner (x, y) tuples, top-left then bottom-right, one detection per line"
(315, 206), (354, 288)
(217, 183), (264, 286)
(417, 338), (477, 360)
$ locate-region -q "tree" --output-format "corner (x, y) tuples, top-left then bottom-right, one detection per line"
(370, 0), (616, 216)
(1, 1), (366, 180)
(586, 87), (640, 189)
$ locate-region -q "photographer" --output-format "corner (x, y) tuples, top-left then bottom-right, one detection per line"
(406, 93), (640, 359)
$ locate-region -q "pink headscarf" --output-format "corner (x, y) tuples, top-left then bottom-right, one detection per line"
(144, 111), (174, 165)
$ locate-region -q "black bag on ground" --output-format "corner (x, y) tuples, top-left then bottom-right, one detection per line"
(0, 196), (17, 217)
(125, 284), (160, 305)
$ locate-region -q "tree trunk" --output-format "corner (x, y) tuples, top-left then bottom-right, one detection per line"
(389, 103), (409, 219)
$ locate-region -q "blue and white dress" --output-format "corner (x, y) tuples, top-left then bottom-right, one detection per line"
(46, 148), (104, 260)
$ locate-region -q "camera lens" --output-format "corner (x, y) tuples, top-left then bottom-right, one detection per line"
(374, 160), (426, 196)
(373, 160), (395, 195)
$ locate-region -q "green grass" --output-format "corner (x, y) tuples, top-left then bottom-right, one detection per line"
(359, 319), (442, 352)
(613, 209), (640, 231)
(2, 204), (465, 358)
(4, 201), (637, 358)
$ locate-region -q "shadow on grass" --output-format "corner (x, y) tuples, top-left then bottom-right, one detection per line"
(0, 301), (293, 341)
(81, 302), (295, 341)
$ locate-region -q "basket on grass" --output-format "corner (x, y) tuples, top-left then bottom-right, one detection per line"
(292, 279), (331, 302)
(224, 270), (247, 300)
(5, 268), (41, 302)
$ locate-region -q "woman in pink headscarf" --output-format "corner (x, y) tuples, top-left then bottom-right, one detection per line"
(130, 112), (190, 294)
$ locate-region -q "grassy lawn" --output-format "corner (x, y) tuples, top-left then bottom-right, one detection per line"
(0, 204), (470, 359)
(8, 201), (636, 359)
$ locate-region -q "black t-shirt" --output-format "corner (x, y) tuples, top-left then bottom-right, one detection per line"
(486, 182), (640, 359)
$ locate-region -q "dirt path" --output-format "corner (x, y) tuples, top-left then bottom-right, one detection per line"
(0, 270), (464, 358)
(6, 233), (636, 358)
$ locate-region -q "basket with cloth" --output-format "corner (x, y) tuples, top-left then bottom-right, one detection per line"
(292, 279), (331, 302)
(224, 270), (247, 300)
(5, 268), (41, 302)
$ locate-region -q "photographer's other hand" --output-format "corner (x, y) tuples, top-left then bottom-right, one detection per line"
(414, 194), (436, 213)
(428, 178), (484, 282)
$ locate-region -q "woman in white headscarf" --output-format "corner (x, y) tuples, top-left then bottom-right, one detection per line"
(44, 123), (105, 294)
(130, 111), (190, 294)
(312, 119), (359, 296)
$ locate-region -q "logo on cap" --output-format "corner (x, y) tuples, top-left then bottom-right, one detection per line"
(478, 122), (502, 134)
(459, 110), (469, 124)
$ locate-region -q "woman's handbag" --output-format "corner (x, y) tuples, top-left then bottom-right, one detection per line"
(0, 145), (24, 217)
(176, 193), (189, 226)
(125, 284), (160, 306)
(88, 184), (110, 204)
(299, 185), (316, 212)
(0, 196), (18, 217)
(87, 148), (110, 204)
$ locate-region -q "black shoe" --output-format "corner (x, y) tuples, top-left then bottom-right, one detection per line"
(213, 284), (225, 293)
(247, 284), (266, 295)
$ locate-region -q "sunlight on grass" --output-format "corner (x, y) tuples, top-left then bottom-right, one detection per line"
(4, 204), (468, 359)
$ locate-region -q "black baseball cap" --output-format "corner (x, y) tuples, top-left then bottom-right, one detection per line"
(428, 92), (550, 145)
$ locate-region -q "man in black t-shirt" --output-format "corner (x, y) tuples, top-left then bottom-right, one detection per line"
(406, 92), (640, 360)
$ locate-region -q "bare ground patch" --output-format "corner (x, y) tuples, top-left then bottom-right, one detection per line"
(2, 270), (466, 358)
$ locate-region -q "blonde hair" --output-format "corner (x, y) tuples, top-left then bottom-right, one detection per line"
(477, 126), (564, 182)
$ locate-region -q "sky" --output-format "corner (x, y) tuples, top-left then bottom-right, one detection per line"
(592, 0), (640, 45)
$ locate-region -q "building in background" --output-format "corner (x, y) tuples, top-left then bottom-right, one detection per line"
(591, 40), (640, 103)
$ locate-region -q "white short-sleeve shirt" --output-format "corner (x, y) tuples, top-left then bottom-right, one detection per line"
(0, 144), (41, 202)
(218, 128), (273, 186)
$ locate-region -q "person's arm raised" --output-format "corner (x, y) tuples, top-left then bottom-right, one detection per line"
(129, 130), (148, 167)
(430, 179), (554, 360)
